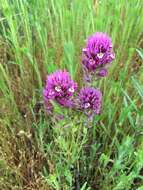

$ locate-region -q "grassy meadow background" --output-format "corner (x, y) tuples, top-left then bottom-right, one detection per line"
(0, 0), (143, 189)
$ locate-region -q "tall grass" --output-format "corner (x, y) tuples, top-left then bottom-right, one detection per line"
(0, 0), (143, 189)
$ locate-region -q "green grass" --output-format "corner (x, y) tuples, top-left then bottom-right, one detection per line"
(0, 0), (143, 189)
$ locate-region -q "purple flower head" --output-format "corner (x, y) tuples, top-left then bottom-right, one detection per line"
(78, 87), (102, 114)
(82, 32), (115, 72)
(98, 68), (108, 77)
(43, 70), (77, 108)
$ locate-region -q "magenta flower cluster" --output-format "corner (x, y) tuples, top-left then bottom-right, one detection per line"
(43, 70), (77, 108)
(43, 32), (115, 116)
(82, 32), (115, 77)
(78, 87), (102, 115)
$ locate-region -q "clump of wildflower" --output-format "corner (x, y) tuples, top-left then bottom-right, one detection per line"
(78, 87), (102, 115)
(43, 70), (77, 109)
(82, 32), (115, 76)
